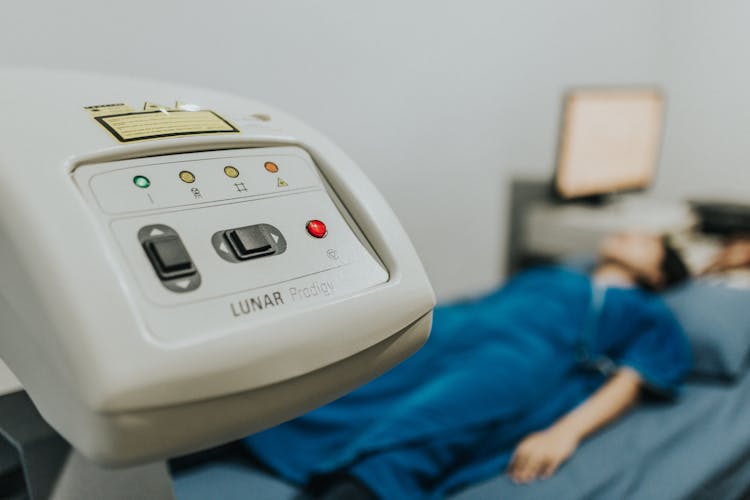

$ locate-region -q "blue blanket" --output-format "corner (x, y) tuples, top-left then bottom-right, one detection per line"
(244, 267), (691, 499)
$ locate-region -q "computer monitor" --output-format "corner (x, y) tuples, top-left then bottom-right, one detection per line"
(554, 88), (665, 201)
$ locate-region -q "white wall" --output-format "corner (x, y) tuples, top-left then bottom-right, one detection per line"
(0, 1), (664, 300)
(655, 1), (750, 204)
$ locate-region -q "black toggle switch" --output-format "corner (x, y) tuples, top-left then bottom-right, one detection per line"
(139, 224), (201, 293)
(225, 226), (276, 260)
(144, 235), (196, 280)
(212, 224), (286, 263)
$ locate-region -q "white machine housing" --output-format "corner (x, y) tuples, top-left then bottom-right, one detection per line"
(0, 69), (434, 465)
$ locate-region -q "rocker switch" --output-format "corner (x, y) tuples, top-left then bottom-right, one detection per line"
(225, 226), (276, 260)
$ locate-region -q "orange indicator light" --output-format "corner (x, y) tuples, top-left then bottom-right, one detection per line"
(264, 161), (279, 173)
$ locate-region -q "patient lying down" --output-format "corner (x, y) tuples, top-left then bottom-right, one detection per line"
(245, 232), (692, 499)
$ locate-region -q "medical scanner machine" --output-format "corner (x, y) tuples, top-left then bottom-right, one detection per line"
(0, 69), (435, 469)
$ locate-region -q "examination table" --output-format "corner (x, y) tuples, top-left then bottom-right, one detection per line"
(172, 336), (750, 499)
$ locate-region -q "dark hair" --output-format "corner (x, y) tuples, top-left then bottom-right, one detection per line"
(660, 237), (690, 288)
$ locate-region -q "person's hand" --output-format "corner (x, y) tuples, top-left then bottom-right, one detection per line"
(506, 427), (579, 483)
(703, 238), (750, 274)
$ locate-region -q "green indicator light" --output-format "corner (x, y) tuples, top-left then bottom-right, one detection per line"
(133, 175), (151, 188)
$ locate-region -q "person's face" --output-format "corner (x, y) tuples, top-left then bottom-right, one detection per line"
(599, 232), (665, 287)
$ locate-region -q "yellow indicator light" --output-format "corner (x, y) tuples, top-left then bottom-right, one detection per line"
(264, 161), (279, 173)
(179, 170), (196, 183)
(224, 165), (240, 178)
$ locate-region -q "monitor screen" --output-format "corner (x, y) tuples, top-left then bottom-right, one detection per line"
(554, 88), (665, 200)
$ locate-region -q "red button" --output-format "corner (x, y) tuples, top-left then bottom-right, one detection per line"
(306, 219), (327, 238)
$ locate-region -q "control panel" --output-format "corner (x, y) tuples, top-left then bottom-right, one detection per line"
(0, 69), (434, 466)
(73, 147), (389, 343)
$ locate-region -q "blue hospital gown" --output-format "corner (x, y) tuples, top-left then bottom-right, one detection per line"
(244, 267), (692, 499)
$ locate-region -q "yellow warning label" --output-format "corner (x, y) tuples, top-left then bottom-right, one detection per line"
(84, 103), (135, 117)
(94, 109), (239, 143)
(277, 177), (288, 187)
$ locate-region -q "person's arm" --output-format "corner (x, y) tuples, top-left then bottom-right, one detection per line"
(703, 238), (750, 274)
(506, 367), (642, 483)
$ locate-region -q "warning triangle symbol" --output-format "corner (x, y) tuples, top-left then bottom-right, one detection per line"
(277, 177), (288, 187)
